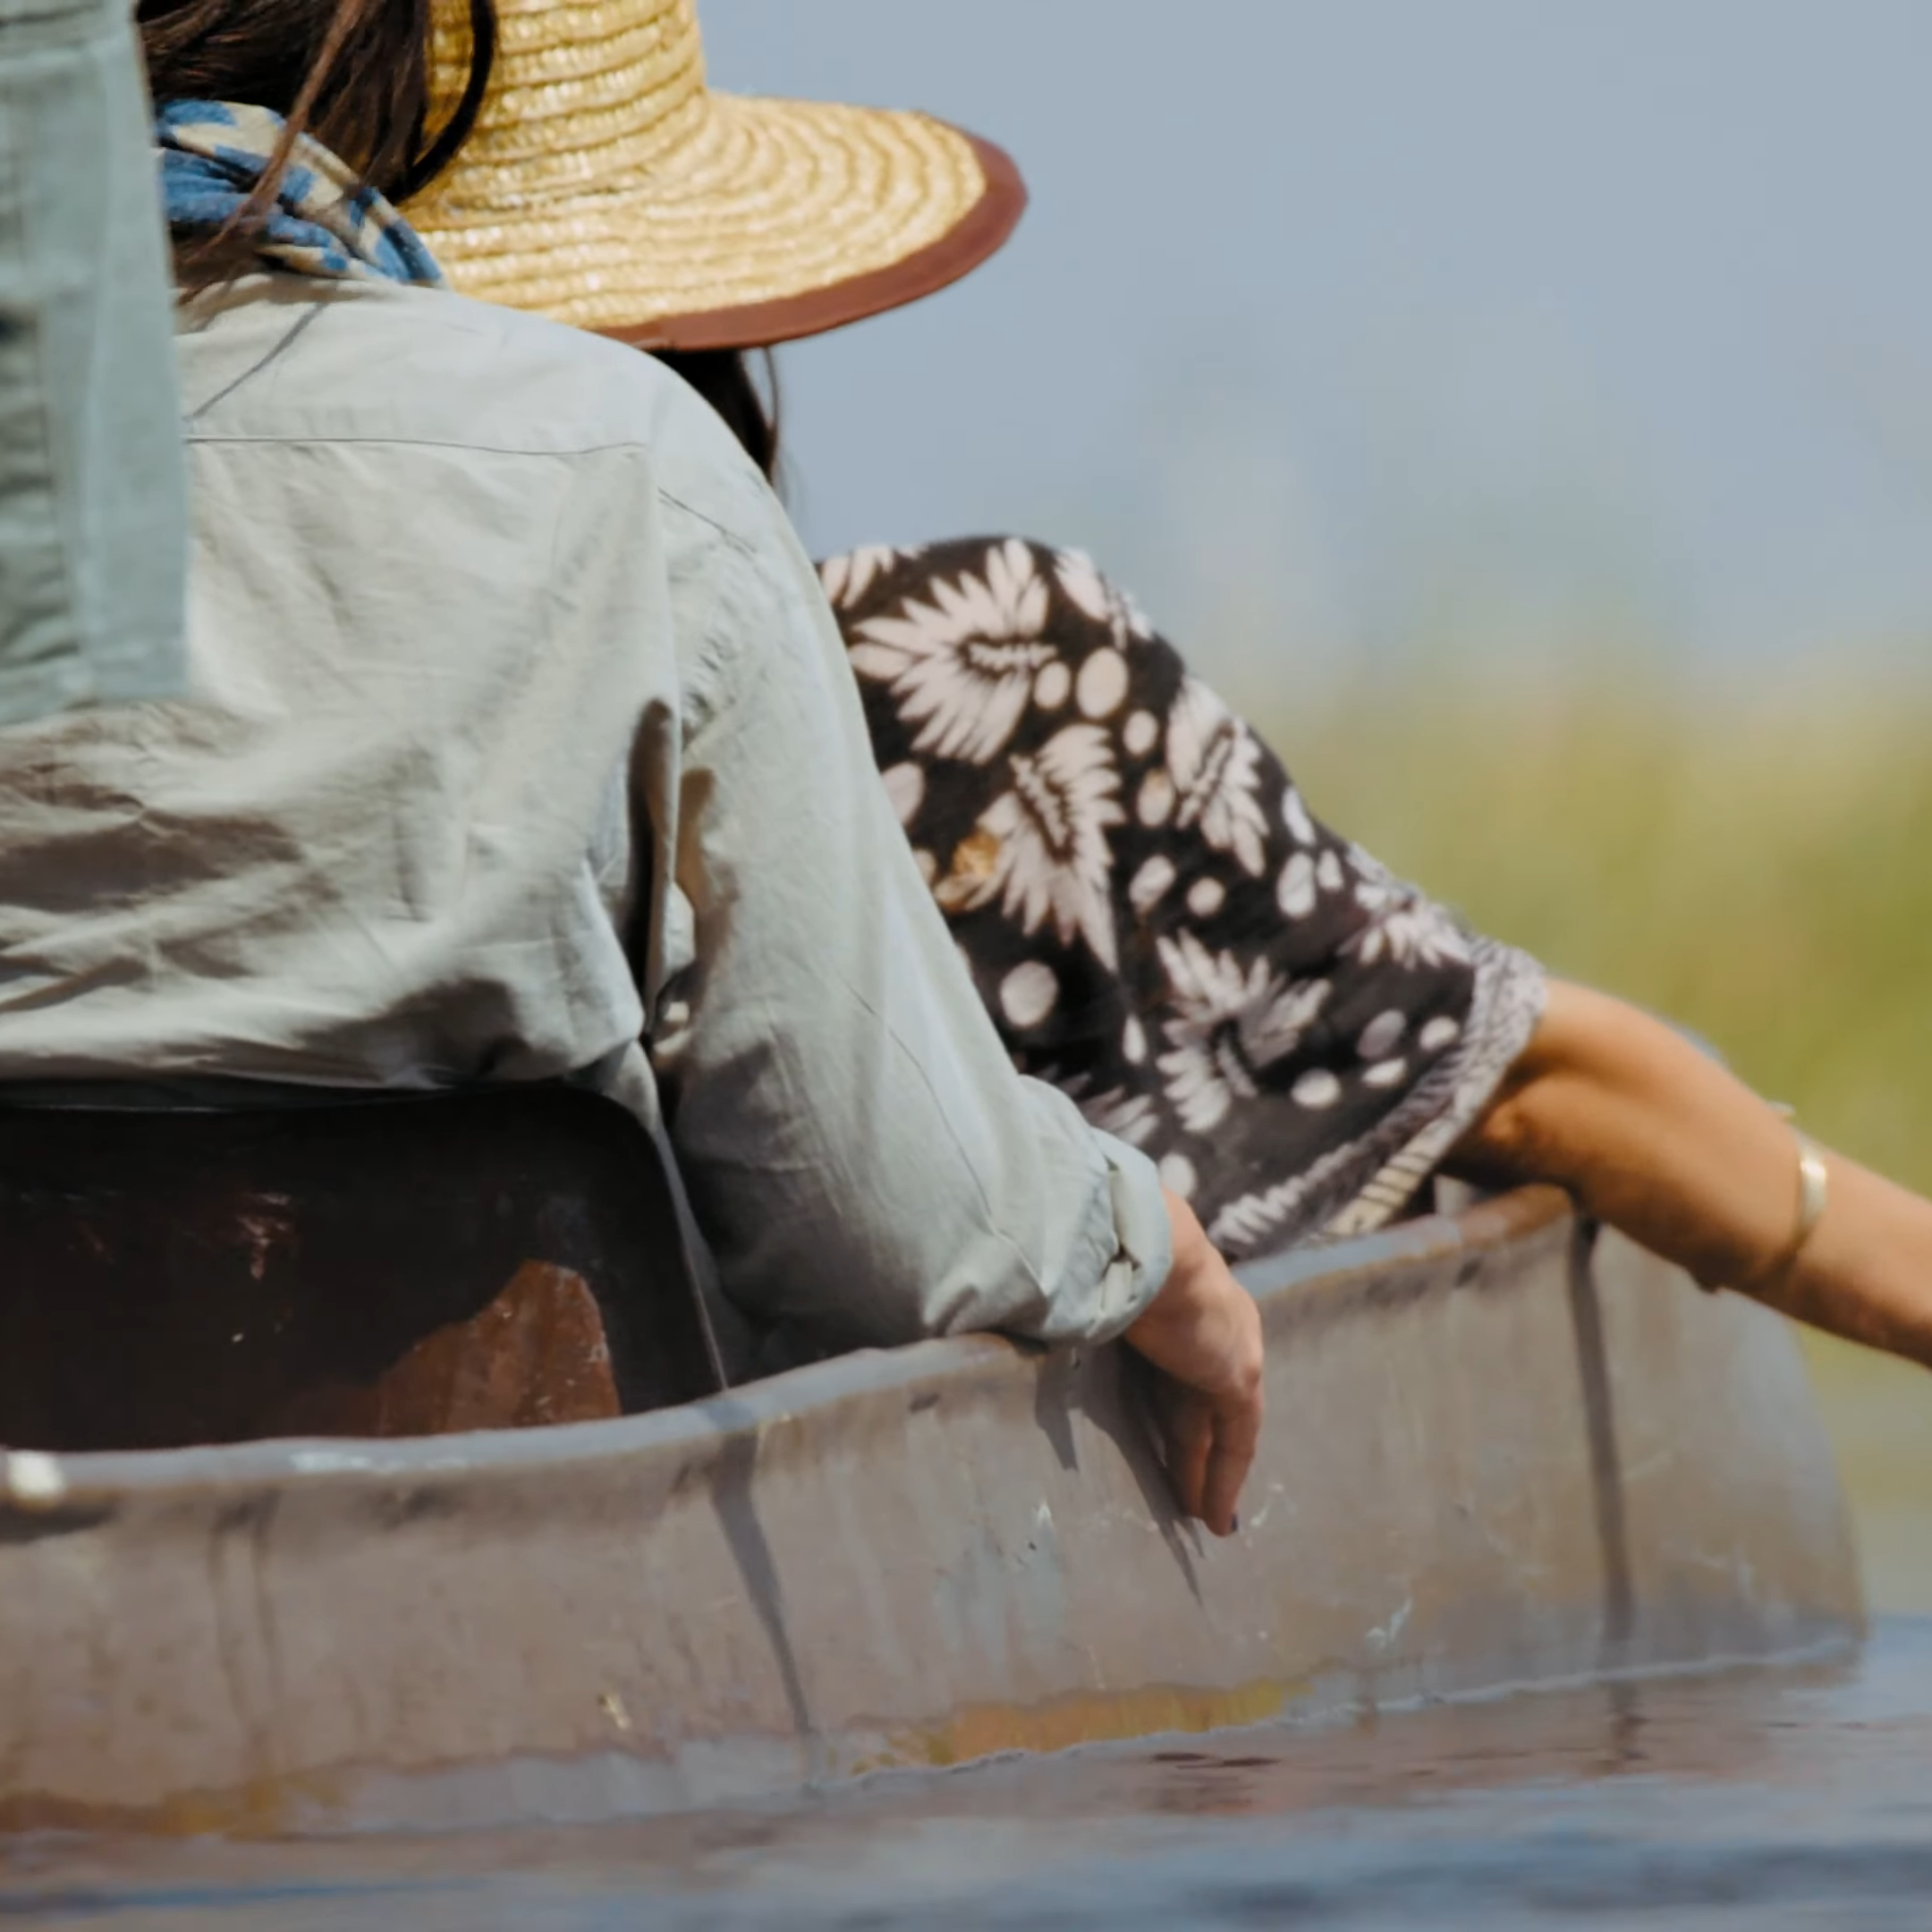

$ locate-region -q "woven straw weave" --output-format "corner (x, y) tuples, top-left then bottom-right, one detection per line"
(411, 0), (988, 335)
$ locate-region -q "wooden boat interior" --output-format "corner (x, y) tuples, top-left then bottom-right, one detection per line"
(0, 1087), (724, 1453)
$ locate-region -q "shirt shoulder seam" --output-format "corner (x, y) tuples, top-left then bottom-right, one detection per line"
(182, 436), (764, 556)
(182, 430), (659, 460)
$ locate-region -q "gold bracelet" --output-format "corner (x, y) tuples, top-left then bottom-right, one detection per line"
(1788, 1131), (1831, 1258)
(1753, 1111), (1829, 1284)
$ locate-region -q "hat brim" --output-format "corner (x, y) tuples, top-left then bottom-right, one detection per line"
(414, 93), (1026, 353)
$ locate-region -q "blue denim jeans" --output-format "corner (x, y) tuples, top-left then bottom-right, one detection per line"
(0, 0), (183, 726)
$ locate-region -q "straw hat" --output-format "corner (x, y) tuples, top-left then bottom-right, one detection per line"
(409, 0), (1026, 351)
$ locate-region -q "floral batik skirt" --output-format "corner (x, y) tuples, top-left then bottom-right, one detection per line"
(818, 536), (1546, 1263)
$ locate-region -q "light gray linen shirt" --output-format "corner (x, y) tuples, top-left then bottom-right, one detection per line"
(0, 274), (1170, 1351)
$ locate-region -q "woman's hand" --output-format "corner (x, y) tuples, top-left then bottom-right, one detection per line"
(1123, 1190), (1265, 1536)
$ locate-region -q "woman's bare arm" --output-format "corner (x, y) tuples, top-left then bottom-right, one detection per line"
(1453, 979), (1932, 1367)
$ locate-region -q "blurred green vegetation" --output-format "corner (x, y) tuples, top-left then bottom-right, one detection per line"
(1269, 665), (1932, 1613)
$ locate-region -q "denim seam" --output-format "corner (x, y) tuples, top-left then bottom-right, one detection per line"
(0, 20), (85, 700)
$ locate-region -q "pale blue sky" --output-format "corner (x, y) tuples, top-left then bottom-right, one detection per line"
(704, 2), (1932, 697)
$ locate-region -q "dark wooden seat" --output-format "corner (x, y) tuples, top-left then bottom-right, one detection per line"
(0, 1087), (724, 1453)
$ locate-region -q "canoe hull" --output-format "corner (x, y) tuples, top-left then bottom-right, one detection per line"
(0, 1189), (1861, 1835)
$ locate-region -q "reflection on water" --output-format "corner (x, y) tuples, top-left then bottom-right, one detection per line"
(11, 1622), (1932, 1928)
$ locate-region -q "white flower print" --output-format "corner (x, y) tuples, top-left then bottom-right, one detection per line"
(1187, 876), (1225, 919)
(1138, 770), (1175, 827)
(1211, 1174), (1314, 1254)
(1075, 647), (1130, 720)
(1356, 902), (1471, 970)
(1034, 660), (1072, 709)
(1055, 548), (1155, 645)
(1349, 850), (1471, 969)
(942, 723), (1124, 968)
(1077, 1084), (1160, 1149)
(1292, 1068), (1342, 1110)
(1358, 1010), (1407, 1060)
(1166, 677), (1270, 877)
(1282, 785), (1317, 847)
(1159, 1151), (1199, 1199)
(1350, 845), (1397, 906)
(847, 538), (1055, 764)
(809, 533), (1539, 1263)
(818, 543), (915, 611)
(1277, 849), (1318, 919)
(1129, 853), (1176, 914)
(879, 760), (924, 826)
(1155, 931), (1331, 1133)
(999, 960), (1060, 1030)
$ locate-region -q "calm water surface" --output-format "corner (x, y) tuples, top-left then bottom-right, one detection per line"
(10, 1619), (1932, 1929)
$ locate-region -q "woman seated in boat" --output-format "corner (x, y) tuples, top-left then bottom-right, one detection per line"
(3, 0), (1925, 1531)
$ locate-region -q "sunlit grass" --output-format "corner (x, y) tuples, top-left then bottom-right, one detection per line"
(1261, 665), (1932, 1610)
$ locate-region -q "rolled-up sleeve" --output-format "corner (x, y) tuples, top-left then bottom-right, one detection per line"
(642, 481), (1172, 1353)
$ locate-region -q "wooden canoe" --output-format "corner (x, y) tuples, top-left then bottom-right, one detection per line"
(0, 1184), (1862, 1836)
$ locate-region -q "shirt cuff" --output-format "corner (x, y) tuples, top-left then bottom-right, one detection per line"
(1034, 1126), (1174, 1348)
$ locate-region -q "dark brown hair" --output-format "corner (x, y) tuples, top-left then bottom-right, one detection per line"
(137, 0), (787, 485)
(138, 0), (496, 285)
(656, 349), (783, 485)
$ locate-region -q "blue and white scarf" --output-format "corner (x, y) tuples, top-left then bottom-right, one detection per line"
(157, 101), (445, 287)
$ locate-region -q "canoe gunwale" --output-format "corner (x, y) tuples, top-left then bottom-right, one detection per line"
(0, 1184), (1579, 1508)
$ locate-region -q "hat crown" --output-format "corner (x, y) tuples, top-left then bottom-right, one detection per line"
(421, 0), (708, 213)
